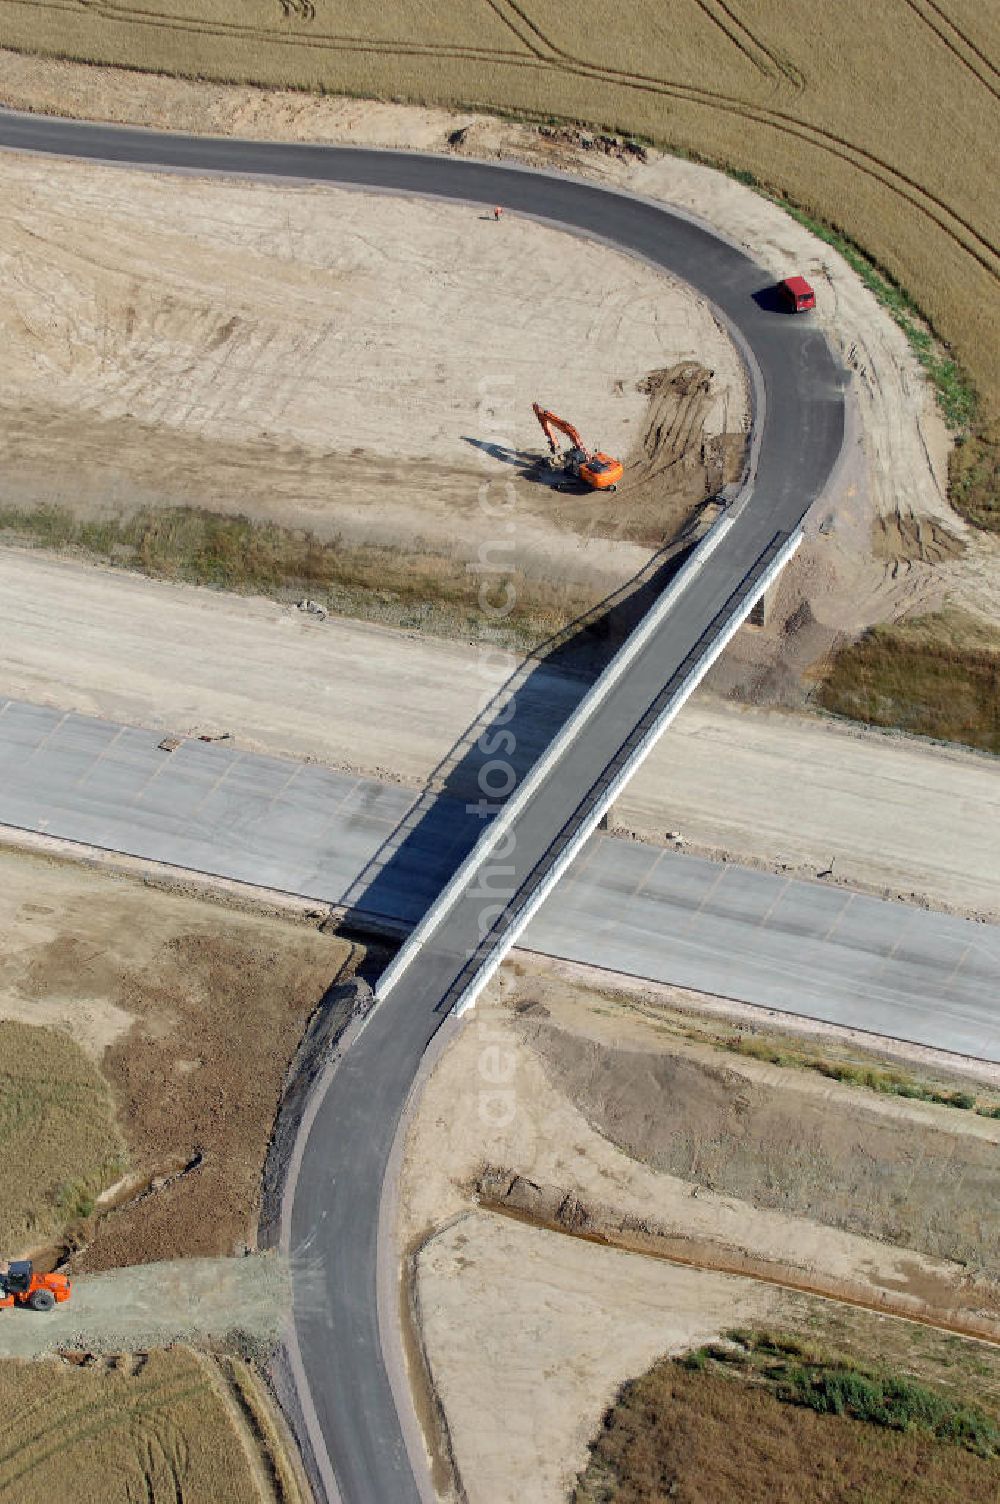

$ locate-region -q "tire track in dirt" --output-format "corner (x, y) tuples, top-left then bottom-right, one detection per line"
(691, 0), (804, 89)
(625, 361), (717, 493)
(50, 0), (532, 60)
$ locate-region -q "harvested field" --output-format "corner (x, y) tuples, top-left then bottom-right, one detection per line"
(0, 848), (356, 1267)
(2, 4), (997, 435)
(0, 1346), (306, 1503)
(0, 1021), (125, 1253)
(573, 1339), (1000, 1503)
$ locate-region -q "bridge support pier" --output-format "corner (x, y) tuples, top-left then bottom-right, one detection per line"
(748, 584), (774, 627)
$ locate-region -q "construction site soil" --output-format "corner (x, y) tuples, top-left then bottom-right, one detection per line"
(0, 151), (745, 628)
(399, 959), (1000, 1501)
(0, 849), (356, 1271)
(2, 55), (997, 660)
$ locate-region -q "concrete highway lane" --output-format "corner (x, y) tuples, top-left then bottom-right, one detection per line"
(0, 113), (848, 1504)
(2, 698), (996, 1059)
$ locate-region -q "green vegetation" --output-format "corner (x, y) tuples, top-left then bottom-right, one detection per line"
(599, 987), (1000, 1124)
(0, 1021), (126, 1251)
(703, 1331), (1000, 1457)
(950, 419), (1000, 532)
(575, 1330), (1000, 1502)
(0, 503), (596, 654)
(730, 1034), (998, 1116)
(817, 615), (1000, 754)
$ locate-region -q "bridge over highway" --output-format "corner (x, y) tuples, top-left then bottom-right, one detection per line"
(0, 111), (847, 1503)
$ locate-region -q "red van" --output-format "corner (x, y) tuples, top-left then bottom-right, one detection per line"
(778, 276), (816, 313)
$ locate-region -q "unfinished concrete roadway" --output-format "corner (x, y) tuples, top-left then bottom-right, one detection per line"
(2, 699), (997, 1061)
(0, 113), (847, 1503)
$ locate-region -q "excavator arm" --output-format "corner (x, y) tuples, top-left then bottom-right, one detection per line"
(530, 401), (623, 492)
(532, 403), (589, 458)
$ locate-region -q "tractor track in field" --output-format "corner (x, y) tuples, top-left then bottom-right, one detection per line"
(900, 0), (1000, 103)
(483, 0), (1000, 277)
(0, 1369), (204, 1502)
(22, 3), (998, 279)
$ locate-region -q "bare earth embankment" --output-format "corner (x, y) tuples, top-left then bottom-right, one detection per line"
(1, 549), (997, 919)
(397, 958), (1000, 1502)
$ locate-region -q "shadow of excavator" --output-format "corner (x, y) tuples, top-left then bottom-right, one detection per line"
(461, 434), (568, 488)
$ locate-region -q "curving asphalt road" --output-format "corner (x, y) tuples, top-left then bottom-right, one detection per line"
(0, 111), (846, 1503)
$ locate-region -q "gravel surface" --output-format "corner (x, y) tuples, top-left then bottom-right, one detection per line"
(0, 1254), (293, 1359)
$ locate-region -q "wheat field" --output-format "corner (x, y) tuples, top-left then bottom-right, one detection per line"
(1, 1), (998, 416)
(0, 1349), (302, 1503)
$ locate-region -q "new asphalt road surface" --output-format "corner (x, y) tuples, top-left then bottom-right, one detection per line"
(0, 114), (856, 1503)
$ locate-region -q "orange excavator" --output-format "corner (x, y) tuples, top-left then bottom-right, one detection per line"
(532, 403), (624, 492)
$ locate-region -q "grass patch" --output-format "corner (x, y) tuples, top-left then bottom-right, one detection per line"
(950, 418), (1000, 532)
(728, 1034), (998, 1116)
(575, 1333), (1000, 1502)
(597, 985), (1000, 1120)
(0, 1348), (290, 1503)
(769, 201), (977, 433)
(0, 502), (595, 654)
(0, 1020), (126, 1252)
(816, 615), (1000, 753)
(711, 1331), (1000, 1456)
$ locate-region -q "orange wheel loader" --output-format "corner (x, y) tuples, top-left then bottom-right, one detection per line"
(531, 404), (623, 491)
(0, 1260), (71, 1312)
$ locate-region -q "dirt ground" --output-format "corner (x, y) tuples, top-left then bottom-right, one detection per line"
(2, 548), (997, 920)
(515, 1012), (1000, 1276)
(0, 848), (356, 1269)
(0, 1342), (307, 1503)
(398, 957), (1000, 1501)
(415, 1212), (781, 1504)
(0, 149), (744, 587)
(1, 51), (996, 680)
